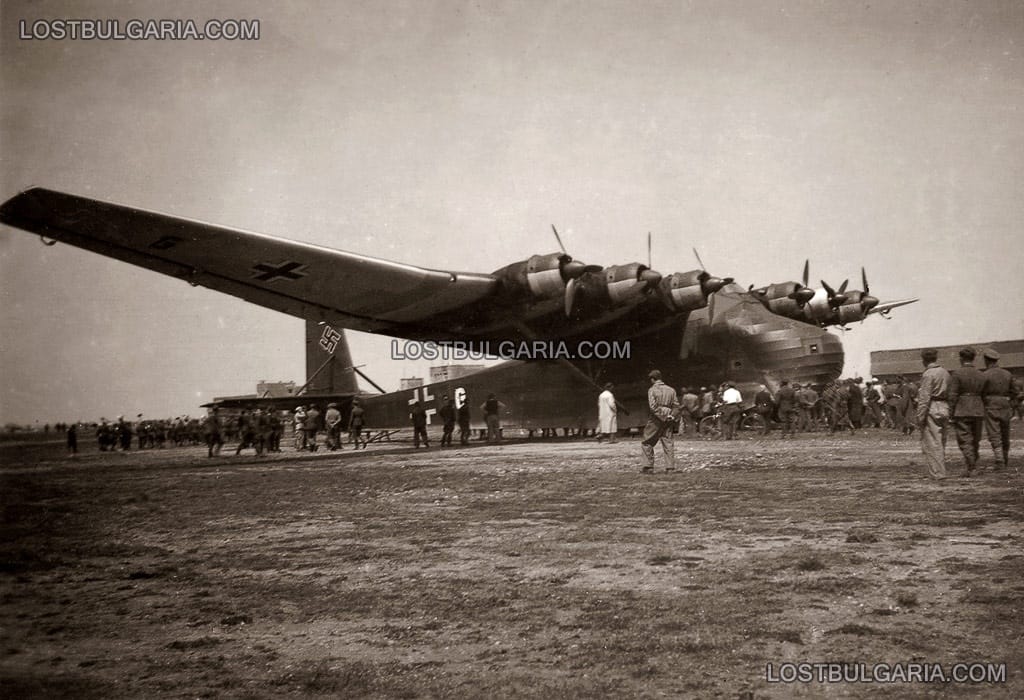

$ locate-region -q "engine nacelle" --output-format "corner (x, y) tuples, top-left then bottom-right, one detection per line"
(658, 270), (707, 313)
(604, 263), (660, 306)
(836, 303), (867, 325)
(765, 297), (803, 319)
(493, 252), (572, 301)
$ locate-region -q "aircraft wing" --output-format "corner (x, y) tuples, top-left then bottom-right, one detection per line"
(0, 187), (497, 334)
(868, 298), (919, 316)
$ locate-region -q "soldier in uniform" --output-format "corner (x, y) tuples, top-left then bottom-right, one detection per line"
(305, 405), (321, 452)
(325, 403), (343, 450)
(480, 393), (505, 443)
(847, 378), (864, 429)
(235, 409), (255, 455)
(948, 347), (986, 477)
(348, 398), (366, 449)
(439, 395), (456, 447)
(776, 380), (797, 438)
(203, 408), (223, 458)
(753, 385), (774, 433)
(641, 369), (680, 472)
(410, 401), (429, 448)
(981, 349), (1015, 470)
(916, 348), (950, 480)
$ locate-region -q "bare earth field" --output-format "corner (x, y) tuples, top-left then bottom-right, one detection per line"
(1, 427), (1022, 698)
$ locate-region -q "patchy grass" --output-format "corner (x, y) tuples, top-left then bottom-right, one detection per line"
(1, 431), (1022, 697)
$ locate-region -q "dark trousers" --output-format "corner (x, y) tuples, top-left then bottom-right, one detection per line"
(413, 425), (429, 447)
(984, 409), (1011, 466)
(953, 416), (984, 469)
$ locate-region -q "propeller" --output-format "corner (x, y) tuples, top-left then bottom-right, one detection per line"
(820, 278), (849, 308)
(782, 259), (814, 305)
(551, 225), (601, 315)
(858, 267), (879, 313)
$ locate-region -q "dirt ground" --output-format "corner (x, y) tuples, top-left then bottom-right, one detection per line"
(1, 426), (1022, 699)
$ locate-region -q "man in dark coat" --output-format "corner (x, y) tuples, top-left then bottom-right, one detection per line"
(776, 380), (797, 438)
(981, 349), (1016, 470)
(949, 347), (987, 476)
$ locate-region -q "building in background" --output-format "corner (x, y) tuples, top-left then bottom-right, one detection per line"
(871, 340), (1023, 382)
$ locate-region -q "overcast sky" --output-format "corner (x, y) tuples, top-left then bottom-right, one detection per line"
(2, 0), (1022, 425)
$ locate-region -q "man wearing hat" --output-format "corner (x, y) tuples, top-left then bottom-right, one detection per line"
(948, 347), (987, 476)
(325, 402), (343, 450)
(981, 349), (1016, 470)
(641, 369), (680, 472)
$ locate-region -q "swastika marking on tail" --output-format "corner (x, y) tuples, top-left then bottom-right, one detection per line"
(320, 326), (342, 354)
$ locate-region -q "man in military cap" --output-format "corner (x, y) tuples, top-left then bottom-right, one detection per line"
(641, 369), (680, 472)
(949, 347), (987, 476)
(981, 349), (1016, 471)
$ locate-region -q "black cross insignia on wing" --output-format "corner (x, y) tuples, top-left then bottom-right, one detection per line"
(251, 261), (309, 282)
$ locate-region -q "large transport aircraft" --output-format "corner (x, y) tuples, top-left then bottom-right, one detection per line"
(0, 188), (917, 433)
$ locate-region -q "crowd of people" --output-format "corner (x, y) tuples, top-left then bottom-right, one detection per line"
(592, 356), (1021, 475)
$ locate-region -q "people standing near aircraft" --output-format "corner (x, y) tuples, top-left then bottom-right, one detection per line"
(980, 349), (1015, 471)
(1012, 376), (1024, 420)
(235, 409), (255, 455)
(641, 369), (680, 472)
(720, 383), (743, 440)
(325, 403), (343, 450)
(776, 380), (797, 438)
(679, 386), (700, 437)
(268, 410), (282, 452)
(439, 395), (456, 447)
(864, 381), (883, 428)
(293, 406), (307, 451)
(117, 416), (132, 451)
(481, 393), (506, 443)
(949, 347), (986, 477)
(597, 383), (618, 443)
(699, 387), (714, 422)
(797, 383), (819, 432)
(847, 378), (864, 429)
(66, 422), (78, 456)
(822, 380), (854, 434)
(884, 378), (902, 431)
(305, 405), (321, 451)
(410, 401), (430, 448)
(203, 408), (223, 458)
(903, 379), (919, 435)
(754, 385), (774, 433)
(457, 398), (471, 446)
(348, 398), (366, 449)
(916, 348), (950, 480)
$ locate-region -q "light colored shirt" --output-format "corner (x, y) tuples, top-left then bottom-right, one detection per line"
(916, 362), (950, 425)
(722, 387), (742, 405)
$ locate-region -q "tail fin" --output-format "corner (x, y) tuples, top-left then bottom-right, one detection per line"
(304, 320), (360, 395)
